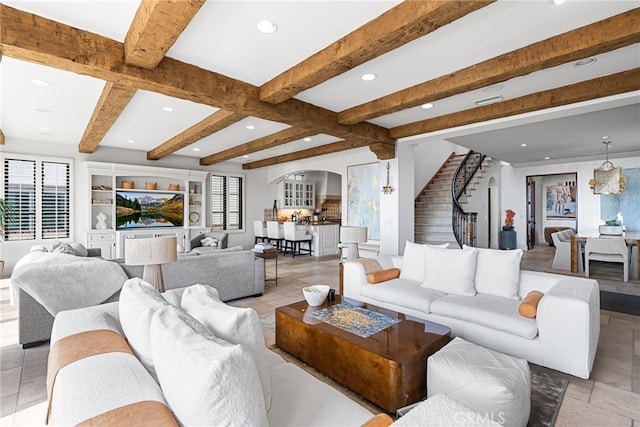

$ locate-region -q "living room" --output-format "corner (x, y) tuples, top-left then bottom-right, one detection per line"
(1, 1), (639, 425)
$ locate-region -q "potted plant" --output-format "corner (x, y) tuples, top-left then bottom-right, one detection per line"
(599, 219), (623, 236)
(0, 199), (15, 277)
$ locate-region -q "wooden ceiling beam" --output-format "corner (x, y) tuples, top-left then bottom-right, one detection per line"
(390, 68), (640, 139)
(78, 82), (137, 153)
(242, 139), (371, 170)
(124, 0), (205, 69)
(259, 0), (494, 104)
(199, 128), (317, 165)
(0, 129), (5, 145)
(148, 110), (246, 160)
(0, 4), (392, 146)
(340, 8), (640, 125)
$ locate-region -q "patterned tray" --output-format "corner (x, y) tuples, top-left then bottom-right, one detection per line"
(307, 302), (400, 338)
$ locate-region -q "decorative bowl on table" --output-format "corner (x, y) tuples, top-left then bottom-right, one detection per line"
(302, 284), (330, 306)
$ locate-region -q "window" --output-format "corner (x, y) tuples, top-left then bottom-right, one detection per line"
(211, 173), (244, 231)
(2, 156), (72, 241)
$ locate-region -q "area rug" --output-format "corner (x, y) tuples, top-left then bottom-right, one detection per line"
(267, 342), (567, 426)
(600, 290), (640, 316)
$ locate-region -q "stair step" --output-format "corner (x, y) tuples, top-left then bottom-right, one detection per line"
(415, 202), (451, 210)
(415, 216), (450, 225)
(415, 224), (452, 233)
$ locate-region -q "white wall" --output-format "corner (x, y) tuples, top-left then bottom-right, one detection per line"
(413, 139), (465, 198)
(501, 155), (640, 249)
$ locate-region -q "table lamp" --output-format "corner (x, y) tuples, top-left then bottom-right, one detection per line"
(339, 226), (368, 260)
(125, 236), (177, 292)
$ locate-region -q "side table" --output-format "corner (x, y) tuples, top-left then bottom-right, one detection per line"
(254, 249), (278, 286)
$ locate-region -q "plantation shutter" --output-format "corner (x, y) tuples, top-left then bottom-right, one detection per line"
(211, 175), (225, 230)
(210, 174), (244, 232)
(227, 176), (242, 230)
(41, 162), (70, 239)
(3, 159), (36, 240)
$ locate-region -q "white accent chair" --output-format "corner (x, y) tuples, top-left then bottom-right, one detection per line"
(283, 222), (312, 257)
(253, 220), (268, 244)
(585, 237), (630, 282)
(266, 221), (284, 252)
(551, 229), (582, 271)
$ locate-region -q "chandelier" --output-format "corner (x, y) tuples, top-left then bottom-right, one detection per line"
(588, 140), (626, 195)
(381, 162), (395, 194)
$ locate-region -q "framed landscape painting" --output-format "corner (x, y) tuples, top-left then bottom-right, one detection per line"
(346, 162), (380, 240)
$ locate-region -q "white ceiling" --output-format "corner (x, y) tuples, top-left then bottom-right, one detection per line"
(1, 0), (639, 166)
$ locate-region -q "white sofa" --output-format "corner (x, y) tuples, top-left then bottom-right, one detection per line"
(343, 243), (600, 379)
(47, 280), (376, 426)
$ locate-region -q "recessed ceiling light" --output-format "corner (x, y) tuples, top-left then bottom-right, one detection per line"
(601, 135), (609, 139)
(574, 58), (597, 67)
(193, 148), (201, 152)
(474, 95), (504, 106)
(551, 0), (566, 4)
(246, 125), (255, 130)
(242, 155), (249, 159)
(38, 127), (51, 134)
(361, 73), (376, 81)
(32, 79), (51, 86)
(521, 143), (527, 147)
(127, 139), (136, 143)
(34, 108), (53, 113)
(161, 106), (174, 112)
(421, 103), (434, 109)
(545, 156), (550, 160)
(256, 19), (278, 34)
(303, 137), (312, 142)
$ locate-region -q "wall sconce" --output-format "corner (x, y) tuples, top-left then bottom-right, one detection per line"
(381, 162), (395, 195)
(589, 140), (626, 195)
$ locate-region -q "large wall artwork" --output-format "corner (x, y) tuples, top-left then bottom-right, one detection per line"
(601, 167), (639, 231)
(346, 162), (380, 241)
(545, 175), (577, 220)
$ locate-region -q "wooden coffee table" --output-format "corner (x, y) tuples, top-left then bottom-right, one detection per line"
(275, 296), (451, 413)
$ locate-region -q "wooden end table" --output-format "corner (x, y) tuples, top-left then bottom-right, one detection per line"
(254, 249), (278, 286)
(275, 296), (451, 413)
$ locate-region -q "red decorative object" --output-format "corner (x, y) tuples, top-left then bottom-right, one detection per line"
(504, 209), (516, 228)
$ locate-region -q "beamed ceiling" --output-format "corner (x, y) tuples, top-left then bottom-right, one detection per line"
(0, 1), (639, 168)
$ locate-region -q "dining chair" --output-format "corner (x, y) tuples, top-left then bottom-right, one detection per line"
(266, 221), (284, 252)
(282, 222), (312, 257)
(253, 220), (268, 244)
(551, 229), (582, 271)
(584, 237), (629, 282)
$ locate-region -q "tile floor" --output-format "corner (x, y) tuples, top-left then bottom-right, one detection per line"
(1, 246), (639, 426)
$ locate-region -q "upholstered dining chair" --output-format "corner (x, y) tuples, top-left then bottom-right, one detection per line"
(283, 222), (312, 257)
(551, 229), (582, 271)
(253, 220), (268, 244)
(266, 221), (284, 252)
(585, 237), (630, 282)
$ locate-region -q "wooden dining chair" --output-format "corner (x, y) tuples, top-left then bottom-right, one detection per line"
(584, 237), (629, 282)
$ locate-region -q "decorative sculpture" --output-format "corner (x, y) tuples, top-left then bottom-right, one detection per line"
(96, 212), (108, 230)
(504, 209), (516, 230)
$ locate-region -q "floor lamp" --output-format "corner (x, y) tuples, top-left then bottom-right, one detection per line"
(339, 226), (368, 261)
(125, 236), (177, 293)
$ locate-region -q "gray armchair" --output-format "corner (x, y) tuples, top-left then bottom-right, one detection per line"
(190, 231), (229, 251)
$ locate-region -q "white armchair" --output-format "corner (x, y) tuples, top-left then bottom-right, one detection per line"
(551, 229), (582, 271)
(585, 237), (629, 282)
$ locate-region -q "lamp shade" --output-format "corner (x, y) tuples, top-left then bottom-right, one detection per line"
(125, 236), (178, 266)
(340, 226), (367, 244)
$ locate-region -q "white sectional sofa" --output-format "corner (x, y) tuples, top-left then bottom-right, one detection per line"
(47, 280), (376, 426)
(343, 242), (600, 379)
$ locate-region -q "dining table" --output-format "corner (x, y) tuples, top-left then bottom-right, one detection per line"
(570, 231), (640, 279)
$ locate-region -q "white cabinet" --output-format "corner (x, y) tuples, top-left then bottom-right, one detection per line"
(309, 224), (339, 256)
(86, 231), (116, 259)
(278, 180), (315, 209)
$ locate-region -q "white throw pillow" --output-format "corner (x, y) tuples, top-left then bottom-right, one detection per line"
(422, 246), (478, 296)
(150, 305), (268, 427)
(70, 242), (88, 257)
(118, 278), (169, 379)
(181, 284), (271, 410)
(201, 237), (219, 247)
(399, 241), (449, 282)
(473, 247), (523, 300)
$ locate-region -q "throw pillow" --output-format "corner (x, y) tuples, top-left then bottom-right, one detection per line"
(150, 305), (268, 427)
(470, 246), (523, 300)
(200, 237), (218, 247)
(50, 241), (74, 254)
(119, 278), (170, 379)
(181, 284), (271, 410)
(422, 246), (478, 296)
(519, 291), (544, 318)
(399, 241), (449, 282)
(367, 268), (401, 284)
(70, 242), (88, 257)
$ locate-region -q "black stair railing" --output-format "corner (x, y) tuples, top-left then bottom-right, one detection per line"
(452, 151), (486, 248)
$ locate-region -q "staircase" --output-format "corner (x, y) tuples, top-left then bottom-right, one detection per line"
(414, 153), (490, 247)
